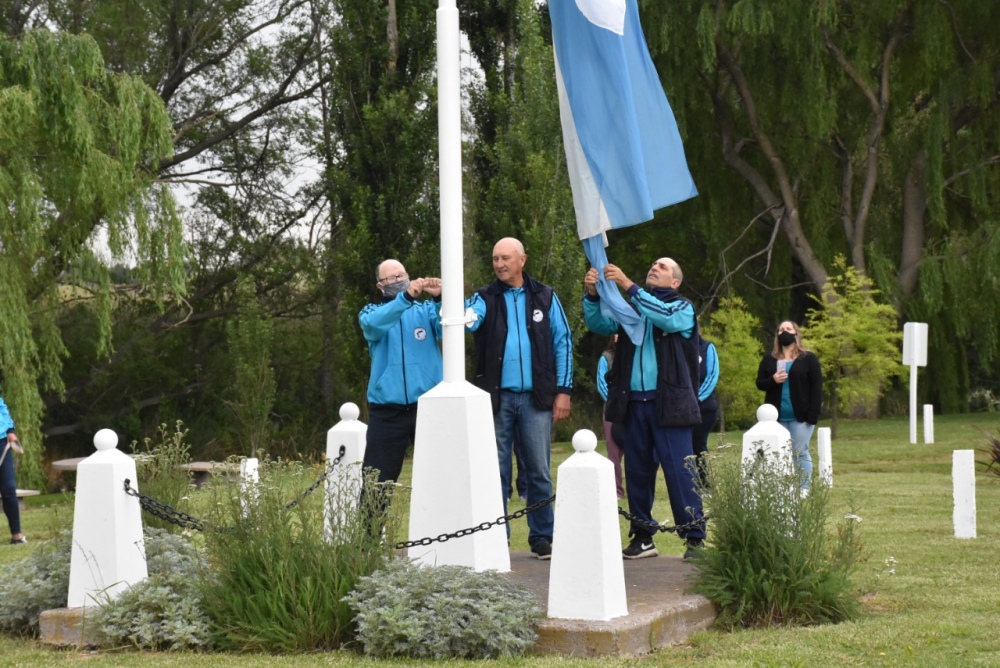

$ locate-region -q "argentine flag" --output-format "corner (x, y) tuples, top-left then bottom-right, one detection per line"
(551, 0), (697, 342)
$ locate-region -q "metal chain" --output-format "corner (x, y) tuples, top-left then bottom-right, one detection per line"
(284, 446), (346, 509)
(394, 495), (556, 550)
(123, 479), (205, 532)
(617, 506), (709, 535)
(122, 446), (348, 529)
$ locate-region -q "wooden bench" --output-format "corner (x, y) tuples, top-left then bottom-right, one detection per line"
(15, 489), (40, 510)
(52, 457), (238, 489)
(51, 457), (87, 472)
(177, 461), (240, 488)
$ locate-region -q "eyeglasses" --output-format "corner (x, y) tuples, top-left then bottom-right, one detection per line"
(377, 273), (407, 285)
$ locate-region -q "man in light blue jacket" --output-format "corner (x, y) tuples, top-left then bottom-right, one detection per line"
(359, 259), (442, 521)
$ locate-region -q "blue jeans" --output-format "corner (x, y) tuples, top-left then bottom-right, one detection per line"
(779, 420), (815, 491)
(494, 391), (554, 547)
(0, 439), (21, 536)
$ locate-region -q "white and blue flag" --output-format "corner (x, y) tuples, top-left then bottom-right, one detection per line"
(550, 0), (697, 343)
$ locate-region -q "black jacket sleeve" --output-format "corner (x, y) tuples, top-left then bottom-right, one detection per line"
(756, 354), (778, 392)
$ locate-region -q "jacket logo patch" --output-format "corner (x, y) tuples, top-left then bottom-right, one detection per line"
(532, 309), (544, 323)
(413, 327), (427, 341)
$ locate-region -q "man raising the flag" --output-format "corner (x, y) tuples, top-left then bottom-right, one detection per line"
(549, 0), (697, 343)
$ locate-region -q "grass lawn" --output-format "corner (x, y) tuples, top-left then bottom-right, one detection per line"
(1, 412), (999, 666)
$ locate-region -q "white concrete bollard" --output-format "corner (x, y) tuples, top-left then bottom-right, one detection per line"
(408, 382), (509, 572)
(817, 427), (833, 487)
(952, 449), (976, 539)
(240, 457), (259, 516)
(741, 405), (793, 477)
(67, 429), (148, 608)
(324, 402), (367, 543)
(548, 430), (628, 622)
(923, 405), (935, 444)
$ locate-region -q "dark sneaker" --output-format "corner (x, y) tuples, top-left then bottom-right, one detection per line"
(9, 536), (26, 545)
(683, 538), (704, 561)
(531, 541), (552, 560)
(623, 536), (658, 559)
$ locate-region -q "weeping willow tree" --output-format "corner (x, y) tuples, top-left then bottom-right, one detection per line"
(0, 31), (184, 486)
(637, 0), (1000, 410)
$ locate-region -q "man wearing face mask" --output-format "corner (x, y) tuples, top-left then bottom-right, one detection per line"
(584, 258), (705, 561)
(359, 259), (443, 516)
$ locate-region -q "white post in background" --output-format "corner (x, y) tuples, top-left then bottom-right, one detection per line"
(407, 0), (509, 572)
(952, 449), (976, 539)
(923, 405), (935, 444)
(817, 427), (833, 487)
(548, 430), (627, 622)
(902, 322), (928, 444)
(324, 402), (367, 543)
(67, 429), (148, 608)
(240, 457), (259, 516)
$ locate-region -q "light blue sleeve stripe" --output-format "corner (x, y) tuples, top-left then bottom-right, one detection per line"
(597, 355), (609, 402)
(358, 292), (412, 342)
(549, 293), (573, 389)
(699, 342), (719, 401)
(631, 289), (695, 336)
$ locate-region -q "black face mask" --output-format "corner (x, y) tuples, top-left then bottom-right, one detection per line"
(778, 331), (797, 347)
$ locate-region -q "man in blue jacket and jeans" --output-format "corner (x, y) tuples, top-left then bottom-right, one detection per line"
(359, 259), (442, 525)
(466, 238), (573, 560)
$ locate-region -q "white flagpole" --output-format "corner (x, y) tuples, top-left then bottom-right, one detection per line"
(437, 0), (465, 381)
(405, 1), (509, 572)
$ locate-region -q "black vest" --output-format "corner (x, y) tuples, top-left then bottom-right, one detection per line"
(472, 273), (557, 414)
(604, 293), (702, 427)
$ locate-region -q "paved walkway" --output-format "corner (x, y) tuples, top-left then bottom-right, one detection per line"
(507, 550), (717, 657)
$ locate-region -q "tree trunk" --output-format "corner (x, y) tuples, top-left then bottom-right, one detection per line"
(899, 147), (928, 299)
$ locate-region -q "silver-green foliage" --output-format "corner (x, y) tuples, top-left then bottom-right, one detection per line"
(0, 532), (71, 635)
(346, 557), (541, 659)
(693, 447), (864, 628)
(94, 528), (211, 650)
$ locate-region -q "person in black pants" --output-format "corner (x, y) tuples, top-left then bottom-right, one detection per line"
(358, 260), (443, 531)
(0, 396), (26, 544)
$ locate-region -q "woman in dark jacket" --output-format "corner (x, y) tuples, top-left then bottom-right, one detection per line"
(755, 321), (823, 492)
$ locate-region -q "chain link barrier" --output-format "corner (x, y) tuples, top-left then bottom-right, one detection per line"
(617, 506), (709, 536)
(125, 455), (709, 544)
(284, 446), (346, 509)
(395, 496), (709, 550)
(393, 495), (556, 550)
(123, 445), (348, 530)
(124, 479), (205, 532)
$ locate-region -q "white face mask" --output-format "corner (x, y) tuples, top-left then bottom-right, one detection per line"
(381, 279), (410, 298)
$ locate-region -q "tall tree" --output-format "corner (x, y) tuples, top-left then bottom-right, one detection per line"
(0, 31), (184, 485)
(638, 0), (1000, 410)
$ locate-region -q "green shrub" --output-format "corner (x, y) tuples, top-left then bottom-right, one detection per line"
(0, 532), (72, 635)
(346, 558), (542, 659)
(0, 528), (205, 639)
(130, 421), (194, 533)
(197, 458), (394, 652)
(692, 445), (864, 628)
(95, 528), (212, 650)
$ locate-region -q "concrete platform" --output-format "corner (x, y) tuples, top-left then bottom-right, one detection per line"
(508, 550), (716, 657)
